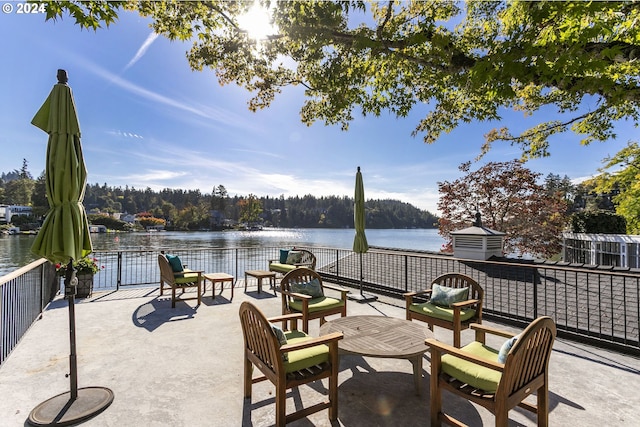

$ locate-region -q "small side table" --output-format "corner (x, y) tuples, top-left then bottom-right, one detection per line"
(203, 273), (235, 301)
(244, 270), (277, 295)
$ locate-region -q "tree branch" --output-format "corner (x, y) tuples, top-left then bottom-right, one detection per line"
(495, 105), (609, 143)
(377, 0), (394, 40)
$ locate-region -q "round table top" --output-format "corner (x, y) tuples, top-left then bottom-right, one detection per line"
(319, 315), (432, 359)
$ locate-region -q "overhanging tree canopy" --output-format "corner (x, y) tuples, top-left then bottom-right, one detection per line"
(45, 0), (640, 159)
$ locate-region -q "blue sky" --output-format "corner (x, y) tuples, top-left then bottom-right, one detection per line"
(0, 7), (636, 214)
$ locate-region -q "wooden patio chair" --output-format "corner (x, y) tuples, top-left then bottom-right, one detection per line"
(427, 316), (557, 427)
(404, 273), (483, 347)
(280, 267), (348, 333)
(239, 301), (343, 426)
(158, 253), (203, 308)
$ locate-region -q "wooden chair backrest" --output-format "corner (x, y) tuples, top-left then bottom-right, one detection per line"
(280, 267), (322, 293)
(432, 273), (483, 302)
(499, 316), (556, 396)
(292, 248), (316, 270)
(280, 267), (323, 310)
(239, 301), (280, 374)
(158, 254), (176, 284)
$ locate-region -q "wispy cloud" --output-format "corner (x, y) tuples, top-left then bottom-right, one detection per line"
(65, 49), (257, 130)
(106, 130), (144, 139)
(122, 169), (189, 183)
(231, 148), (283, 159)
(124, 32), (159, 71)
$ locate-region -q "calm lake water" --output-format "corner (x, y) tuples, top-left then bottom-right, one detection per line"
(0, 228), (445, 277)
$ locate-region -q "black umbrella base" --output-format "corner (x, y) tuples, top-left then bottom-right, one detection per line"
(348, 293), (378, 303)
(28, 387), (114, 426)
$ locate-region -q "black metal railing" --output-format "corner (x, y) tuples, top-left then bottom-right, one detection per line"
(2, 245), (639, 367)
(314, 247), (640, 355)
(0, 259), (58, 366)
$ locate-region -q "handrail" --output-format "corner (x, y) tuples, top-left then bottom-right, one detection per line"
(0, 258), (48, 286)
(1, 259), (58, 366)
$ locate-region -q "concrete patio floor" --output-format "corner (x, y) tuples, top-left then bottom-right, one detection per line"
(1, 282), (639, 426)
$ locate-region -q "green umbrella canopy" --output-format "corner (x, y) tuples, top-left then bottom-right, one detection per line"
(353, 166), (369, 254)
(31, 71), (92, 264)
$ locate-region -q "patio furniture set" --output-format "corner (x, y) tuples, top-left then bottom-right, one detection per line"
(159, 249), (557, 427)
(158, 253), (235, 307)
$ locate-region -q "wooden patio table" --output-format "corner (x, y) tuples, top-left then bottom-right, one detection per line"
(319, 315), (432, 395)
(203, 273), (234, 301)
(244, 270), (277, 295)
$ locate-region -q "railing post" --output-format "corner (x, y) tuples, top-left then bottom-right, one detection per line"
(40, 263), (45, 315)
(117, 252), (123, 290)
(404, 255), (408, 292)
(235, 248), (239, 282)
(533, 268), (539, 319)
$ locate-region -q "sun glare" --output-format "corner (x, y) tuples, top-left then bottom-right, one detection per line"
(237, 2), (278, 41)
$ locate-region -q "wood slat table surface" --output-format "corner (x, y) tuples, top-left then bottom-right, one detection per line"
(320, 315), (432, 394)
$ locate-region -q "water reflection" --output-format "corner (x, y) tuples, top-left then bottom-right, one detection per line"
(0, 228), (444, 276)
(0, 234), (41, 274)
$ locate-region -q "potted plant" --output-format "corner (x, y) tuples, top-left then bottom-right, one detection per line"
(55, 256), (102, 298)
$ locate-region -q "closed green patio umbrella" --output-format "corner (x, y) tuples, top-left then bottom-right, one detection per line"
(31, 71), (92, 264)
(349, 166), (377, 302)
(28, 70), (113, 426)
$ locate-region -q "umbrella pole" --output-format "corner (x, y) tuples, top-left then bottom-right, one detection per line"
(65, 261), (78, 400)
(348, 251), (378, 303)
(359, 252), (364, 296)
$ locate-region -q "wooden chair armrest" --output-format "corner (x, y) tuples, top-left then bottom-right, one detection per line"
(470, 323), (515, 339)
(403, 289), (432, 302)
(451, 298), (480, 309)
(281, 332), (344, 353)
(268, 313), (303, 324)
(280, 290), (312, 300)
(426, 338), (504, 372)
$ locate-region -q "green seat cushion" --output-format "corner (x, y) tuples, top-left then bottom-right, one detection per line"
(270, 263), (297, 272)
(441, 341), (502, 392)
(409, 302), (476, 322)
(283, 330), (330, 373)
(289, 296), (345, 313)
(174, 270), (200, 284)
